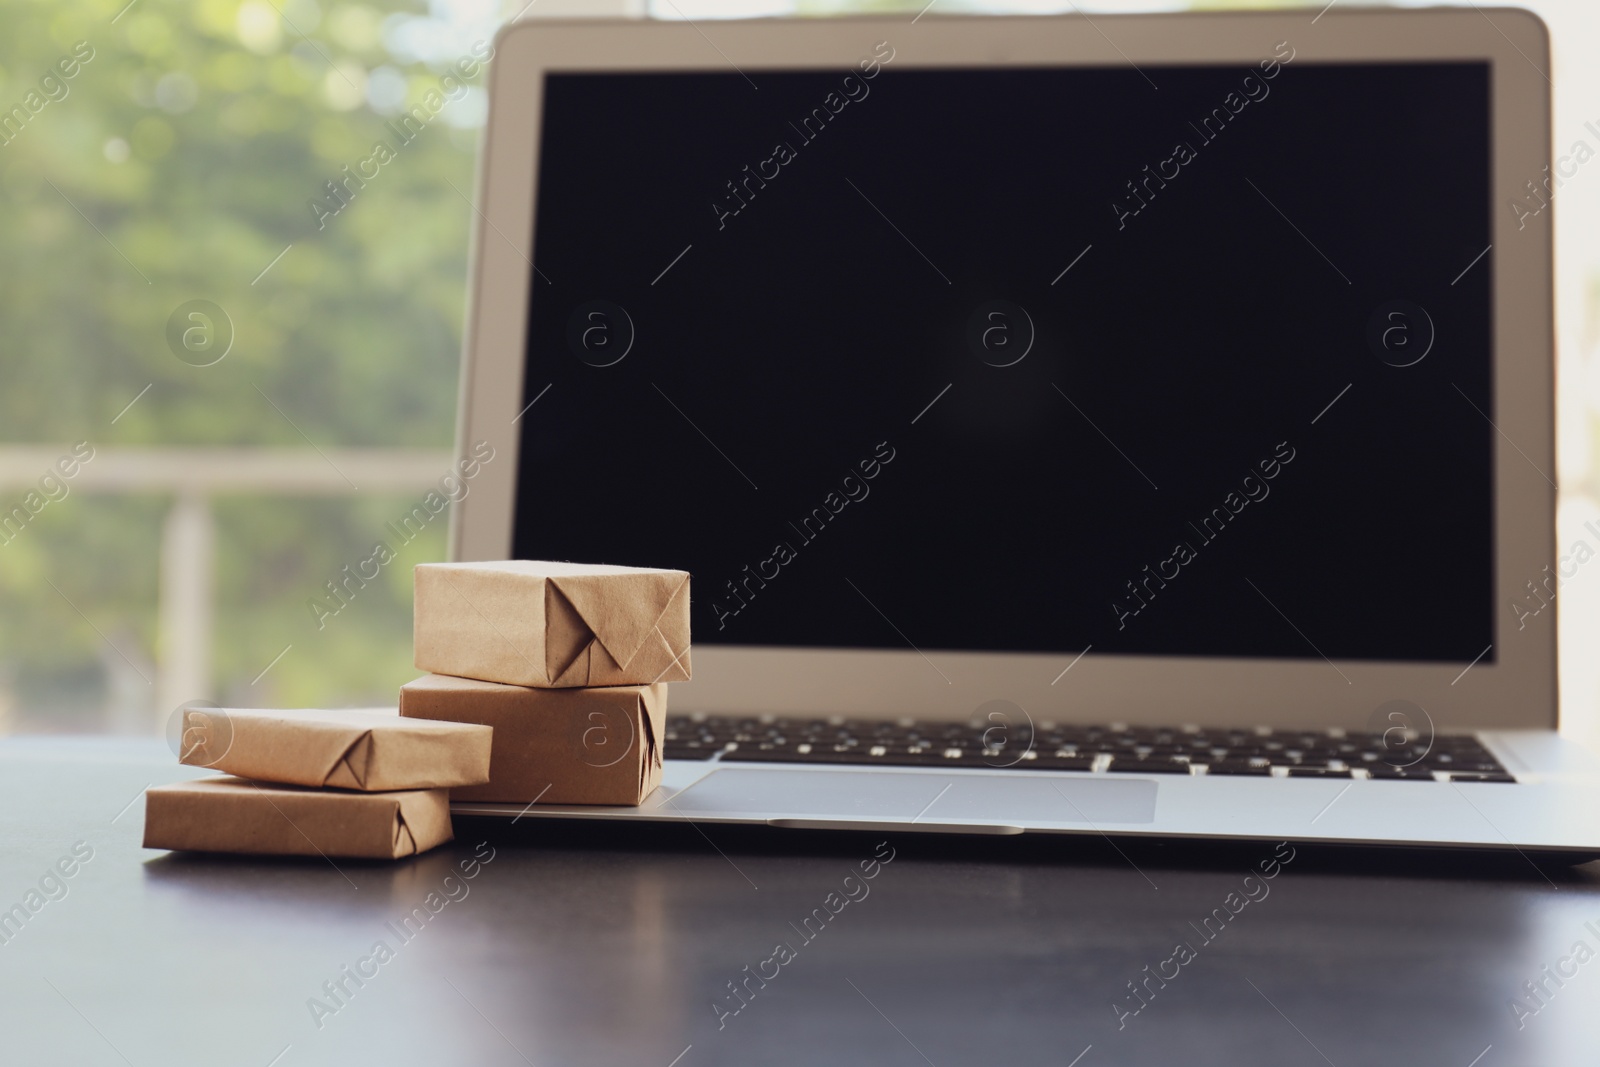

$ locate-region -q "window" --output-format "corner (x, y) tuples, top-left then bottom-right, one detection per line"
(5, 0), (1598, 750)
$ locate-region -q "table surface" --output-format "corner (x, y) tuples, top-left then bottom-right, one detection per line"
(5, 737), (1600, 1067)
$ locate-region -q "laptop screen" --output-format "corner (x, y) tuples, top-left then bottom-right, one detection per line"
(512, 56), (1493, 665)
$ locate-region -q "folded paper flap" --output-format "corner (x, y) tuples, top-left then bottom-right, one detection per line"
(637, 696), (657, 793)
(393, 815), (416, 856)
(394, 788), (454, 856)
(640, 684), (665, 763)
(549, 571), (689, 669)
(543, 584), (592, 682)
(327, 732), (375, 789)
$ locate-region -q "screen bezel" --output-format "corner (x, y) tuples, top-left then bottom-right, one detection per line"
(453, 9), (1556, 731)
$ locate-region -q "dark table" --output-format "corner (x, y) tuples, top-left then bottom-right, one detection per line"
(4, 736), (1599, 1066)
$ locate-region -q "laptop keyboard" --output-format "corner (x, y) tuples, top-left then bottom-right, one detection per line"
(662, 716), (1515, 782)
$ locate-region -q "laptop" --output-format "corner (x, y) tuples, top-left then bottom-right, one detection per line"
(446, 7), (1600, 854)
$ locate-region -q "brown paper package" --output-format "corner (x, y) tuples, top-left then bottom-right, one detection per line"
(399, 673), (666, 805)
(413, 560), (690, 689)
(143, 777), (453, 860)
(177, 707), (492, 791)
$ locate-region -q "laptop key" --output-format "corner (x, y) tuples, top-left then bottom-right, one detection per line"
(1105, 757), (1191, 774)
(1364, 765), (1438, 780)
(1018, 756), (1097, 772)
(1287, 767), (1353, 778)
(1425, 760), (1504, 773)
(1203, 761), (1272, 776)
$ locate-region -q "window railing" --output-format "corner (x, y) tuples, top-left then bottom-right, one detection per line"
(0, 446), (452, 729)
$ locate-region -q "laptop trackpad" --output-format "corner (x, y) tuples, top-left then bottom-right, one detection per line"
(669, 769), (1157, 824)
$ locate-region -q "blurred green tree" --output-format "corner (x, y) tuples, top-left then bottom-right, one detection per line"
(0, 0), (491, 726)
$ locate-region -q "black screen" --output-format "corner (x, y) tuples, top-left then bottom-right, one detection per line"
(513, 54), (1494, 664)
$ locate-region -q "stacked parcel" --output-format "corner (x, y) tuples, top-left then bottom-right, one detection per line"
(144, 708), (492, 859)
(401, 560), (690, 806)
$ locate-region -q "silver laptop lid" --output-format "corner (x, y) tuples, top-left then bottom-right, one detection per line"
(454, 10), (1555, 733)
